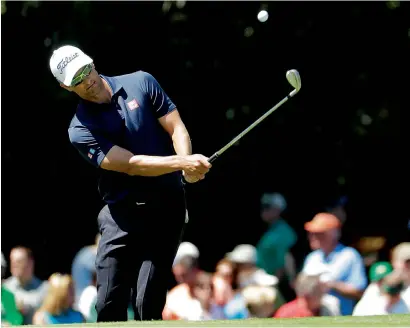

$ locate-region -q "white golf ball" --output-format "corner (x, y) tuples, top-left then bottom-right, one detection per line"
(257, 10), (269, 23)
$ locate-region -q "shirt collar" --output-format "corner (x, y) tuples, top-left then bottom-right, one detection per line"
(11, 276), (39, 289)
(78, 75), (123, 109)
(321, 243), (344, 262)
(100, 75), (123, 95)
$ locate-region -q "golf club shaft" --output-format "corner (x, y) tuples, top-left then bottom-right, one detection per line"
(209, 92), (295, 163)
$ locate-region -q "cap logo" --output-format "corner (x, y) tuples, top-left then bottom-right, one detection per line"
(57, 52), (79, 74)
(376, 266), (386, 274)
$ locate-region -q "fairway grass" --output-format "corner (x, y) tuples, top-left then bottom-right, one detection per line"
(21, 314), (410, 327)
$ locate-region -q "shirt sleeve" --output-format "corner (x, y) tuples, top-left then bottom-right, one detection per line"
(141, 72), (177, 118)
(68, 126), (114, 168)
(2, 287), (24, 325)
(346, 249), (368, 290)
(301, 252), (314, 272)
(274, 304), (292, 318)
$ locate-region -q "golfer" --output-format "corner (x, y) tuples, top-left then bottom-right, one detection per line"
(49, 45), (211, 322)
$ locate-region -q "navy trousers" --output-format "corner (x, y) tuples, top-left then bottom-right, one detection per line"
(95, 189), (187, 322)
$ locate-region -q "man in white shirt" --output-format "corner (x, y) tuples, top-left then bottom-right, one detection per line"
(353, 271), (409, 315)
(359, 261), (393, 302)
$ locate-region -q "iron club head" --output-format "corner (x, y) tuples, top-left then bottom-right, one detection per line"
(286, 69), (301, 96)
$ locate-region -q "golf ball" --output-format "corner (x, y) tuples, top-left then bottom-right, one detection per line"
(257, 10), (269, 23)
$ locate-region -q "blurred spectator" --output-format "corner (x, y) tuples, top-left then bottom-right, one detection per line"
(163, 242), (202, 320)
(256, 193), (297, 301)
(71, 233), (100, 307)
(163, 257), (198, 319)
(1, 252), (24, 326)
(192, 271), (225, 320)
(256, 193), (297, 278)
(226, 244), (278, 289)
(163, 268), (223, 320)
(77, 272), (97, 322)
(215, 259), (235, 287)
(359, 261), (393, 303)
(172, 242), (200, 285)
(33, 273), (84, 324)
(391, 242), (410, 277)
(173, 241), (199, 266)
(302, 213), (367, 315)
(226, 244), (256, 273)
(391, 242), (410, 304)
(242, 285), (279, 318)
(213, 259), (235, 306)
(223, 244), (281, 319)
(3, 247), (48, 324)
(353, 271), (409, 315)
(274, 273), (340, 318)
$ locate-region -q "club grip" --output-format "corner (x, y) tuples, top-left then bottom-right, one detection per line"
(182, 153), (219, 185)
(209, 153), (219, 163)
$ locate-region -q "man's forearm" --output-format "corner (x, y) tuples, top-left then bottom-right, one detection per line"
(172, 126), (192, 156)
(330, 281), (363, 300)
(128, 155), (184, 176)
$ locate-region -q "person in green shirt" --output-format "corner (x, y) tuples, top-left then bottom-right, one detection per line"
(2, 286), (24, 326)
(1, 252), (23, 326)
(256, 193), (297, 300)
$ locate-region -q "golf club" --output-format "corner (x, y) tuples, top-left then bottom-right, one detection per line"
(208, 69), (301, 163)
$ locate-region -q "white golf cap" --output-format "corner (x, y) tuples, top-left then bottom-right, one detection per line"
(173, 242), (199, 266)
(226, 244), (257, 264)
(49, 45), (93, 86)
(302, 262), (333, 282)
(240, 269), (279, 288)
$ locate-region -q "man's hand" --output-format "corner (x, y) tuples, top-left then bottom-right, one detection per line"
(183, 170), (203, 183)
(322, 280), (363, 300)
(320, 280), (333, 294)
(16, 300), (26, 314)
(181, 154), (211, 181)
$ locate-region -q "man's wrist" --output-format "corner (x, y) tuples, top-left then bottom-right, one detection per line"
(174, 155), (187, 171)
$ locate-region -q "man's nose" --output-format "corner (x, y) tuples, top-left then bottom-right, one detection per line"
(84, 76), (93, 86)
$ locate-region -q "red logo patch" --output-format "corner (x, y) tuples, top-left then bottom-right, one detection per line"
(127, 99), (139, 110)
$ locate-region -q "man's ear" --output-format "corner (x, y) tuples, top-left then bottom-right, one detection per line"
(60, 83), (72, 92)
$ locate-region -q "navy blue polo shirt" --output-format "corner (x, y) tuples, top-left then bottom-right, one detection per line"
(68, 71), (183, 204)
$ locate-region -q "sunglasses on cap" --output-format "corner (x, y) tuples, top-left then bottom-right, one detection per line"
(71, 63), (93, 87)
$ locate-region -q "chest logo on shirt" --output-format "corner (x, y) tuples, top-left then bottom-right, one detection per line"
(127, 99), (139, 111)
(88, 148), (96, 159)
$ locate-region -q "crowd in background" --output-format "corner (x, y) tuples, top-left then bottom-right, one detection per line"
(2, 193), (409, 325)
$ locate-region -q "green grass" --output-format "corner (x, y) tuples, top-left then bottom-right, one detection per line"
(22, 314), (410, 327)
